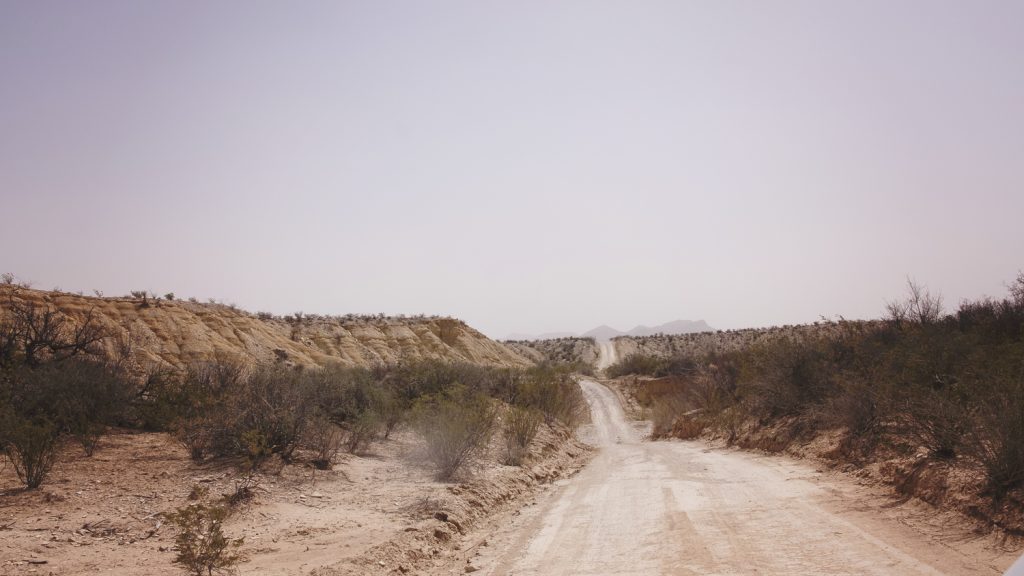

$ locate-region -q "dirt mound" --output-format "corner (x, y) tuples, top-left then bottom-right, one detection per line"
(0, 286), (530, 370)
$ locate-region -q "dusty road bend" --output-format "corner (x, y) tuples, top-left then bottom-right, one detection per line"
(472, 379), (1011, 576)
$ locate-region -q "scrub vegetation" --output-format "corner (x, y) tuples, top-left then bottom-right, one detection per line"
(609, 275), (1024, 526)
(0, 285), (584, 491)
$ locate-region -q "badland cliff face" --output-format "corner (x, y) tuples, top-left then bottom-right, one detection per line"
(0, 287), (531, 370)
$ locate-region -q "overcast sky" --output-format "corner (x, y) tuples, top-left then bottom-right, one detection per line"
(2, 1), (1022, 338)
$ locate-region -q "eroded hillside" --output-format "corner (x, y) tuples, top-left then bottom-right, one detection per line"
(0, 286), (530, 370)
(610, 320), (877, 359)
(503, 336), (599, 367)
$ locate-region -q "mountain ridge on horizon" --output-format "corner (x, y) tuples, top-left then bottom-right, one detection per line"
(505, 319), (714, 342)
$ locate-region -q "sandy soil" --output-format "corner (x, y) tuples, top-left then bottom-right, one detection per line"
(0, 423), (590, 576)
(453, 380), (1019, 576)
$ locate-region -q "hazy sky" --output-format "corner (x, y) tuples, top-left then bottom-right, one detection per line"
(2, 1), (1022, 338)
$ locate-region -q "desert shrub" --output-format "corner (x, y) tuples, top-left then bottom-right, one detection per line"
(886, 279), (944, 327)
(343, 410), (381, 454)
(133, 367), (190, 431)
(822, 377), (885, 442)
(902, 384), (969, 459)
(413, 387), (496, 480)
(36, 359), (131, 455)
(374, 388), (405, 439)
(165, 500), (244, 576)
(740, 340), (832, 420)
(606, 354), (665, 378)
(0, 413), (60, 489)
(503, 406), (542, 466)
(232, 367), (311, 462)
(171, 359), (247, 461)
(0, 295), (121, 487)
(171, 361), (316, 465)
(514, 364), (586, 427)
(237, 429), (273, 474)
(966, 380), (1024, 497)
(313, 366), (380, 419)
(660, 355), (699, 377)
(387, 360), (493, 403)
(304, 411), (344, 470)
(685, 360), (739, 414)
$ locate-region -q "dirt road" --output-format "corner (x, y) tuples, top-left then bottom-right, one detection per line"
(596, 340), (618, 371)
(466, 379), (1013, 575)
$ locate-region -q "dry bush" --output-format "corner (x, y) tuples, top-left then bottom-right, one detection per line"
(966, 381), (1024, 497)
(741, 341), (832, 420)
(902, 386), (969, 459)
(343, 410), (381, 454)
(606, 354), (666, 378)
(886, 278), (944, 329)
(304, 412), (344, 470)
(172, 362), (314, 465)
(413, 389), (496, 481)
(503, 406), (542, 466)
(0, 296), (125, 487)
(234, 367), (311, 463)
(165, 500), (244, 576)
(374, 390), (404, 440)
(514, 365), (586, 427)
(1, 415), (60, 489)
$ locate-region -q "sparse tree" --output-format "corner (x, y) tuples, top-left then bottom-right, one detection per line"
(887, 278), (943, 326)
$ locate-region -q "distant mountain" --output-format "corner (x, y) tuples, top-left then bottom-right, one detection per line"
(505, 331), (576, 341)
(581, 325), (623, 341)
(507, 320), (713, 342)
(625, 319), (713, 338)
